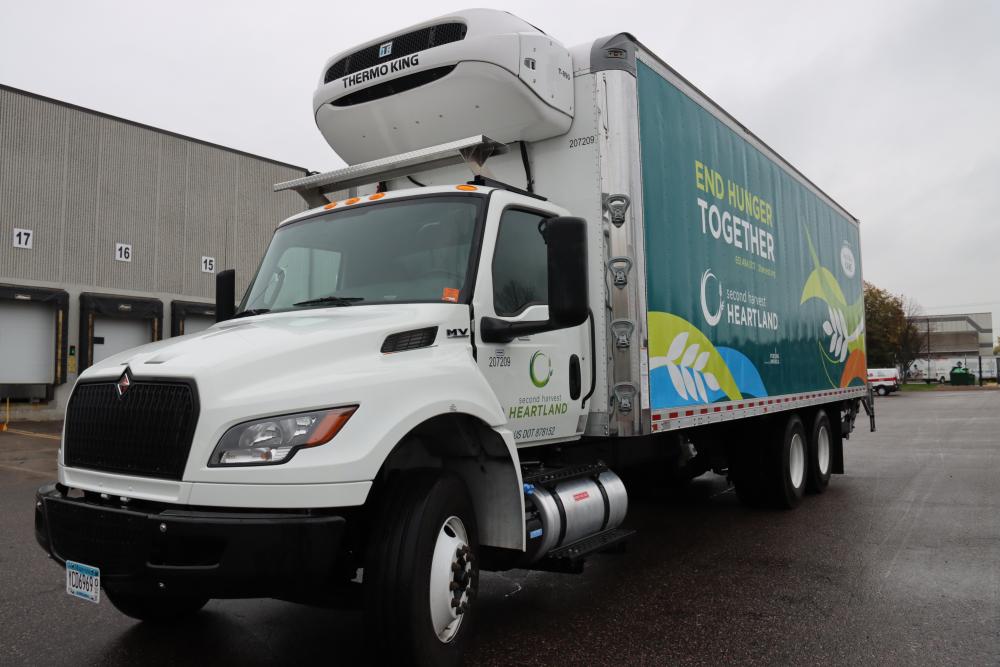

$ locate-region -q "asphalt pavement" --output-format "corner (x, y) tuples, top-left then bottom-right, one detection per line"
(1, 391), (997, 665)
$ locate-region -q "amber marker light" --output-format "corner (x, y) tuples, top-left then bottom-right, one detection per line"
(456, 184), (478, 191)
(323, 202), (338, 210)
(368, 193), (385, 200)
(303, 406), (358, 447)
(345, 197), (361, 205)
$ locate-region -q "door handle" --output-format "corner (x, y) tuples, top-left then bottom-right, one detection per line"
(569, 354), (581, 400)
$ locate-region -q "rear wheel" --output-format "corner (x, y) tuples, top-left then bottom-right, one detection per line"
(876, 385), (888, 396)
(364, 470), (479, 667)
(770, 414), (807, 509)
(105, 590), (208, 623)
(806, 410), (833, 494)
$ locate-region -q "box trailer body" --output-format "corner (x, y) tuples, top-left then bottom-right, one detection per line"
(306, 37), (870, 438)
(34, 9), (872, 663)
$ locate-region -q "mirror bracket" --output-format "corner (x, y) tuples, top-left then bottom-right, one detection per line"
(480, 317), (553, 344)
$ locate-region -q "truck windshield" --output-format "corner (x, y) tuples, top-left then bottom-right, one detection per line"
(240, 196), (482, 313)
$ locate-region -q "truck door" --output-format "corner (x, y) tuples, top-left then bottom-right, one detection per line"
(472, 191), (590, 446)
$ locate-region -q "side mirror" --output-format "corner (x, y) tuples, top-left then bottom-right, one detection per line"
(545, 216), (589, 328)
(481, 216), (589, 343)
(216, 269), (236, 322)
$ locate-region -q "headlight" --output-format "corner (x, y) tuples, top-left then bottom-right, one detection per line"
(209, 406), (357, 466)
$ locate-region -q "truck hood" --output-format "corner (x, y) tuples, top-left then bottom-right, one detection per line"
(80, 303), (468, 387)
(61, 301), (506, 494)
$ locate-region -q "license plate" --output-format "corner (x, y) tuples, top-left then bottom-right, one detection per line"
(66, 560), (100, 604)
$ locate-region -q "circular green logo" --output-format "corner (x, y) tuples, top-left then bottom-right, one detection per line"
(529, 351), (553, 388)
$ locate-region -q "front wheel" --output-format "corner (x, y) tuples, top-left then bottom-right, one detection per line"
(105, 590), (208, 623)
(364, 471), (479, 667)
(876, 385), (888, 396)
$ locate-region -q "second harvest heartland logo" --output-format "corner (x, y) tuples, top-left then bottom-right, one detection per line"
(529, 351), (552, 388)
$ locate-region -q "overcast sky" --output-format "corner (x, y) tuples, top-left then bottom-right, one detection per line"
(2, 0), (999, 337)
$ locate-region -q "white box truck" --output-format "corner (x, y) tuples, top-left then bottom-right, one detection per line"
(908, 357), (996, 383)
(35, 9), (873, 664)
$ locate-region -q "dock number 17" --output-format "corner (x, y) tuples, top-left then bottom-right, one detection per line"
(13, 228), (32, 249)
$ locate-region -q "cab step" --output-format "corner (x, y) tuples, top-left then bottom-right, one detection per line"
(530, 527), (635, 574)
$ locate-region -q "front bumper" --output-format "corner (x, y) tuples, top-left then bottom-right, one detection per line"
(35, 483), (347, 599)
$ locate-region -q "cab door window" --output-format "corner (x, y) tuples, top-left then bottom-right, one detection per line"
(492, 209), (548, 316)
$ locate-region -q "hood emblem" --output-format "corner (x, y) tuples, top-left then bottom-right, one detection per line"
(116, 368), (133, 397)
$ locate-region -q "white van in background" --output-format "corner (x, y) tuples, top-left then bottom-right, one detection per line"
(868, 368), (901, 395)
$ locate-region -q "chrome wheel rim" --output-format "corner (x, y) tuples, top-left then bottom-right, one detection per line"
(789, 433), (805, 489)
(816, 425), (831, 476)
(428, 516), (472, 643)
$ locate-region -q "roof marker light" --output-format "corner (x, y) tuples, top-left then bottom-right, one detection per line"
(323, 202), (338, 209)
(368, 193), (385, 200)
(456, 184), (478, 191)
(345, 197), (361, 205)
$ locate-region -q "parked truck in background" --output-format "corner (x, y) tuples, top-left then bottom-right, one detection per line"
(34, 9), (873, 664)
(907, 357), (997, 383)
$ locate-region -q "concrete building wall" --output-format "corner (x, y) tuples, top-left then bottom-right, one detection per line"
(911, 312), (994, 357)
(0, 85), (308, 419)
(907, 312), (996, 381)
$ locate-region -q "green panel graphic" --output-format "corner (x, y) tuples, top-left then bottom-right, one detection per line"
(637, 61), (866, 410)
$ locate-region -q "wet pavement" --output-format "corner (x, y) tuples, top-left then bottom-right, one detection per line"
(1, 391), (997, 665)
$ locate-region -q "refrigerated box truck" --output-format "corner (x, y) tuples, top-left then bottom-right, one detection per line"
(34, 9), (873, 664)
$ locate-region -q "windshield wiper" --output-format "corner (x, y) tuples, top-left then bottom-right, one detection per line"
(233, 308), (271, 318)
(293, 295), (365, 307)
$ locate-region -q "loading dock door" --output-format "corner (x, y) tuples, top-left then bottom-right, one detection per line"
(170, 300), (216, 337)
(0, 284), (69, 398)
(79, 293), (163, 372)
(0, 301), (56, 383)
(182, 315), (215, 335)
(92, 317), (151, 364)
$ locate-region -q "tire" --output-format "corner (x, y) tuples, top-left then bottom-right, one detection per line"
(769, 414), (807, 509)
(364, 470), (479, 667)
(105, 590), (208, 623)
(876, 386), (888, 396)
(806, 410), (833, 494)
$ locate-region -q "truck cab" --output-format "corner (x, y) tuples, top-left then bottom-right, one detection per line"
(36, 178), (606, 664)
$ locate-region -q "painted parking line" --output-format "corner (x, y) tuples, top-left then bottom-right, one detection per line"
(0, 462), (54, 478)
(1, 428), (62, 442)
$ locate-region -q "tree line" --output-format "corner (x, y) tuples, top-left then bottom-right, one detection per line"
(863, 282), (925, 375)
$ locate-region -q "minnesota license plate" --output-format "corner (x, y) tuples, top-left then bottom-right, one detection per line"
(66, 560), (100, 604)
